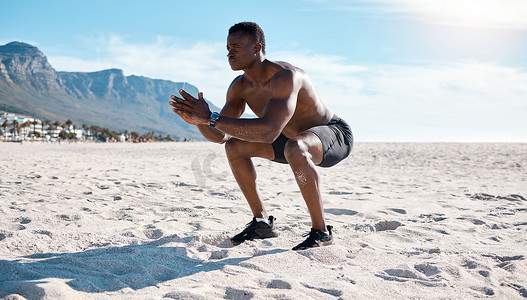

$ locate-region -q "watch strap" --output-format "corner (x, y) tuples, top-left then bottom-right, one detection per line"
(209, 112), (220, 127)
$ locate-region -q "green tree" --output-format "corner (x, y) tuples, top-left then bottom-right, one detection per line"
(21, 121), (31, 139)
(64, 119), (73, 131)
(52, 121), (61, 138)
(11, 120), (19, 139)
(59, 130), (76, 140)
(41, 120), (48, 136)
(1, 120), (8, 140)
(31, 120), (39, 137)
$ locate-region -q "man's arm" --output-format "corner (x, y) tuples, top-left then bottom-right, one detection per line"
(196, 99), (246, 144)
(171, 69), (299, 143)
(214, 69), (298, 143)
(170, 76), (246, 144)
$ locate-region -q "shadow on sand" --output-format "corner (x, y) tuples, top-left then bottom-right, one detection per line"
(0, 235), (287, 296)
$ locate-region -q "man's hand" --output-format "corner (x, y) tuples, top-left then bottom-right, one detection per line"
(169, 90), (212, 126)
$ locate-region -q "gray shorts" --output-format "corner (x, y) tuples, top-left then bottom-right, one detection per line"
(272, 115), (353, 167)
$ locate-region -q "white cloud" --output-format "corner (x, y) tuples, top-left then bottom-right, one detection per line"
(349, 62), (527, 141)
(327, 0), (527, 30)
(273, 50), (527, 141)
(47, 35), (527, 142)
(47, 56), (112, 73)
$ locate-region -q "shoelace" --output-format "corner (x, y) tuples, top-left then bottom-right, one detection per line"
(243, 219), (258, 229)
(301, 230), (321, 239)
(295, 232), (319, 248)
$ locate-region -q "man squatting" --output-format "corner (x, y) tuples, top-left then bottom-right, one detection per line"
(169, 22), (353, 250)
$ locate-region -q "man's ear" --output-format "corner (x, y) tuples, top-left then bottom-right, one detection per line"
(254, 43), (262, 53)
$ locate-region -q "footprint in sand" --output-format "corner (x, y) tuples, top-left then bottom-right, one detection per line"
(264, 279), (292, 289)
(210, 191), (228, 197)
(414, 263), (440, 276)
(384, 268), (420, 280)
(224, 287), (253, 300)
(375, 268), (445, 287)
(0, 232), (11, 241)
(324, 208), (358, 216)
(14, 217), (31, 224)
(164, 291), (207, 300)
(6, 224), (26, 231)
(302, 283), (343, 297)
(493, 255), (524, 272)
(375, 220), (403, 231)
(57, 214), (81, 222)
(463, 260), (479, 269)
(389, 208), (407, 214)
(143, 226), (163, 239)
(33, 230), (53, 237)
(417, 213), (447, 223)
(471, 193), (526, 202)
(462, 258), (493, 279)
(456, 217), (486, 225)
(505, 283), (527, 298)
(471, 286), (495, 296)
(8, 205), (26, 212)
(328, 190), (353, 195)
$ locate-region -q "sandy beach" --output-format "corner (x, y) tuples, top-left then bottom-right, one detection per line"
(0, 141), (526, 299)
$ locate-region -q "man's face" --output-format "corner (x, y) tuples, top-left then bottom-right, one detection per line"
(227, 31), (257, 71)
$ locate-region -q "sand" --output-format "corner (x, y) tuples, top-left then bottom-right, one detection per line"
(0, 141), (526, 299)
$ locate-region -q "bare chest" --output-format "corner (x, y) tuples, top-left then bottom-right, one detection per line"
(242, 88), (273, 117)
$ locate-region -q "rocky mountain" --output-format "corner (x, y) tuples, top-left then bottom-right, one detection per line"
(0, 42), (220, 140)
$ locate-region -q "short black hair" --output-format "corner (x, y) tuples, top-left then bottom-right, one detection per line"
(229, 22), (266, 54)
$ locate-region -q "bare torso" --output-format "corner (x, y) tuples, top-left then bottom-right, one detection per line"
(229, 60), (333, 138)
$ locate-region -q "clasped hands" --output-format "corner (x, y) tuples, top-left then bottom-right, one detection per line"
(169, 90), (211, 126)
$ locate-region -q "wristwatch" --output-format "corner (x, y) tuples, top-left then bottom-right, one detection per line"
(209, 112), (220, 127)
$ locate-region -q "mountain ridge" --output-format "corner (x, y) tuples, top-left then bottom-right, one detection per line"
(0, 41), (218, 140)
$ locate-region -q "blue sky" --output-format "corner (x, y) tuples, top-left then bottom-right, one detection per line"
(1, 0), (526, 141)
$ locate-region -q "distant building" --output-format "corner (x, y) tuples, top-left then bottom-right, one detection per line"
(1, 110), (133, 143)
(0, 111), (43, 140)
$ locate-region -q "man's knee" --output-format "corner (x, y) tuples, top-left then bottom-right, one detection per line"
(225, 138), (242, 159)
(284, 138), (310, 165)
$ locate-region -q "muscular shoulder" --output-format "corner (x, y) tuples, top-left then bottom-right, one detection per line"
(227, 74), (245, 91)
(226, 75), (245, 101)
(269, 63), (303, 94)
(274, 61), (306, 75)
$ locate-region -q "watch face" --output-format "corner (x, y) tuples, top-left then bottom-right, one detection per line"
(210, 112), (220, 127)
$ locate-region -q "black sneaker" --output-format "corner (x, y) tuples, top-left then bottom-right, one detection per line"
(292, 225), (334, 250)
(231, 216), (279, 246)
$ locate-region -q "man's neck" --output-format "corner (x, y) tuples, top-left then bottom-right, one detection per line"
(243, 58), (273, 85)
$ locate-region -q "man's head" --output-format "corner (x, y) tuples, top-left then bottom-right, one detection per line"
(228, 22), (266, 55)
(227, 22), (266, 71)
